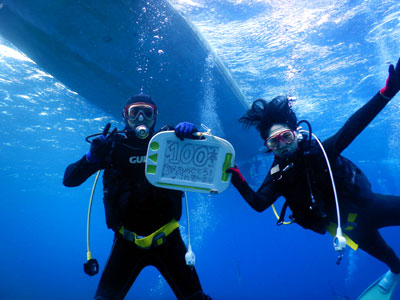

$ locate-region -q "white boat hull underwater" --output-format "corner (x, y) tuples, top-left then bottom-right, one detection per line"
(0, 0), (260, 160)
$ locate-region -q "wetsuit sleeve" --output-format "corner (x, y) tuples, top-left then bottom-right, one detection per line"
(63, 155), (103, 187)
(323, 92), (390, 157)
(235, 173), (280, 212)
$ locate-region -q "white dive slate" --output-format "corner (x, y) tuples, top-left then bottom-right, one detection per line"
(145, 131), (235, 194)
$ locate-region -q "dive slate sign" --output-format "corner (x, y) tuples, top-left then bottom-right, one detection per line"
(145, 131), (235, 194)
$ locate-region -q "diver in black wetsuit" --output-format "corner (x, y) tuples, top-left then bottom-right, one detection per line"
(63, 94), (211, 300)
(227, 58), (400, 290)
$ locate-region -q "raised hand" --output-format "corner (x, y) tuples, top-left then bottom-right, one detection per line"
(380, 57), (400, 99)
(86, 123), (117, 163)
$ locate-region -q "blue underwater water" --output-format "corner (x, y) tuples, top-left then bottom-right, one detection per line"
(1, 0), (400, 299)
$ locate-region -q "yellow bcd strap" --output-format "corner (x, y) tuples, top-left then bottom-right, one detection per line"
(326, 213), (359, 251)
(327, 223), (358, 251)
(271, 201), (359, 251)
(344, 213), (357, 231)
(119, 219), (180, 249)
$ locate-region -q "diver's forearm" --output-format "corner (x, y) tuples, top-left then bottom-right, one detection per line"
(326, 92), (390, 156)
(235, 181), (275, 212)
(63, 155), (101, 187)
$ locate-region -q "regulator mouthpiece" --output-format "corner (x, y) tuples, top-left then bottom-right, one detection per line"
(135, 125), (149, 139)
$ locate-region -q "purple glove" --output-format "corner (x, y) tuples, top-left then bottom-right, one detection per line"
(175, 122), (198, 140)
(380, 57), (400, 99)
(225, 165), (246, 188)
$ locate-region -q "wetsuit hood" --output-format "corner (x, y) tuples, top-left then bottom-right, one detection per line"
(123, 94), (157, 136)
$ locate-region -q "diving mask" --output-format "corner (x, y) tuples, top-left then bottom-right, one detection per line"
(265, 129), (296, 150)
(123, 102), (157, 122)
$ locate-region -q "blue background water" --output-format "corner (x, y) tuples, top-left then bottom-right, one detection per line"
(1, 0), (400, 299)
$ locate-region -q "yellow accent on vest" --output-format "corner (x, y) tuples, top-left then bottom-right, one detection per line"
(119, 219), (180, 249)
(271, 203), (292, 225)
(327, 222), (358, 251)
(270, 200), (358, 250)
(344, 213), (358, 231)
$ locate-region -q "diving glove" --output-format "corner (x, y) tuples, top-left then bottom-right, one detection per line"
(86, 123), (117, 163)
(175, 122), (198, 140)
(380, 57), (400, 99)
(226, 165), (246, 188)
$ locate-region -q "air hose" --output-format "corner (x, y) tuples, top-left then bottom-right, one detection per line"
(304, 131), (346, 264)
(83, 170), (101, 276)
(184, 191), (195, 266)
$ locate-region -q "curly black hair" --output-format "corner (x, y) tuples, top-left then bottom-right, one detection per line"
(239, 96), (297, 140)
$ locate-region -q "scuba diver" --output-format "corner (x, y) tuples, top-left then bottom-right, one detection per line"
(226, 58), (400, 299)
(63, 94), (211, 300)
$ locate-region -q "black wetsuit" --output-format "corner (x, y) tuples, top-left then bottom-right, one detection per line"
(236, 93), (400, 273)
(63, 127), (209, 300)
